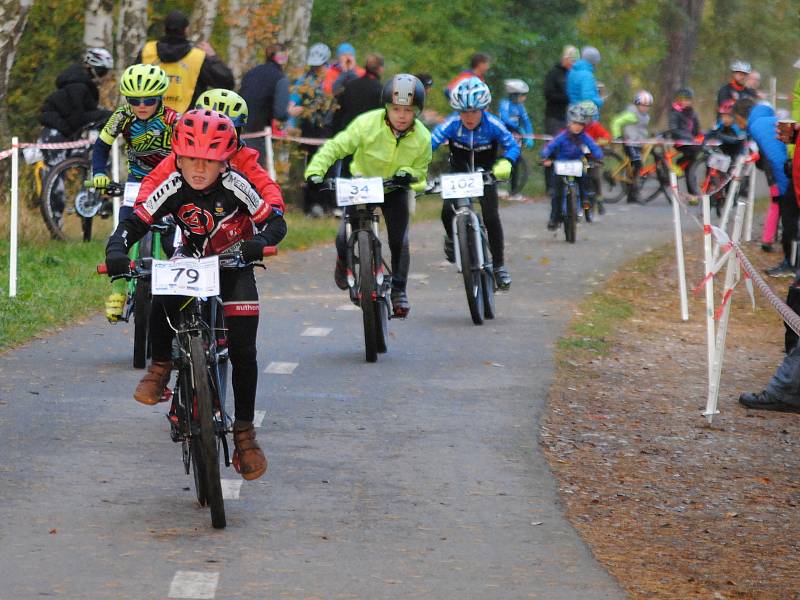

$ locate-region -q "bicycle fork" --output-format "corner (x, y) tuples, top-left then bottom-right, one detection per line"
(452, 209), (486, 275)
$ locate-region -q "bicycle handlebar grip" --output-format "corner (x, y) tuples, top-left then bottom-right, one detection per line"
(262, 246), (278, 257)
(96, 263), (107, 274)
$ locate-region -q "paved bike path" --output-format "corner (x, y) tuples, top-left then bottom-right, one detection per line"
(0, 201), (674, 599)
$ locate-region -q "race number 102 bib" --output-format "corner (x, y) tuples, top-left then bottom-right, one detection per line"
(336, 177), (384, 206)
(440, 173), (484, 199)
(151, 256), (220, 297)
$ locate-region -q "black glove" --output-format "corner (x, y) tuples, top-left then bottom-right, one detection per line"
(391, 170), (414, 187)
(105, 252), (131, 277)
(240, 240), (266, 263)
(305, 175), (324, 192)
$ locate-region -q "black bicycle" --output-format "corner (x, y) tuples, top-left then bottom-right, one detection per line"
(326, 177), (407, 363)
(430, 171), (497, 325)
(98, 246), (277, 529)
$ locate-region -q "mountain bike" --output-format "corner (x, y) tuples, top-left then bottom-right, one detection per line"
(98, 246), (277, 529)
(327, 177), (402, 363)
(39, 123), (111, 242)
(430, 171), (497, 325)
(551, 159), (589, 244)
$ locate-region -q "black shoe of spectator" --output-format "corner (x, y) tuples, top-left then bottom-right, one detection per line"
(739, 391), (800, 412)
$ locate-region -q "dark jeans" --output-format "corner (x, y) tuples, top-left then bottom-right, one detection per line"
(780, 184), (799, 264)
(150, 267), (260, 423)
(441, 182), (504, 267)
(766, 342), (800, 406)
(335, 188), (410, 292)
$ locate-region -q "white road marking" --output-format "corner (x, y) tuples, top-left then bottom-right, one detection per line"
(168, 571), (219, 599)
(221, 479), (243, 500)
(301, 327), (332, 337)
(336, 303), (360, 311)
(408, 273), (429, 280)
(264, 361), (298, 374)
(253, 410), (266, 428)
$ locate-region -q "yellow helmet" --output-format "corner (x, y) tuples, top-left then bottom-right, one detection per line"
(195, 89), (249, 128)
(119, 64), (169, 98)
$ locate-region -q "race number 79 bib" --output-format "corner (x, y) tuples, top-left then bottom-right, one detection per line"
(151, 256), (220, 297)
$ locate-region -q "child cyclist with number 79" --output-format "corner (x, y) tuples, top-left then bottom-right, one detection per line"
(104, 109), (288, 481)
(91, 64), (179, 322)
(304, 74), (432, 317)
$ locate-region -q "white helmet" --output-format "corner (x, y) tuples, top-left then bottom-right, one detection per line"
(504, 79), (529, 95)
(730, 60), (751, 74)
(633, 90), (653, 106)
(83, 47), (113, 70)
(306, 43), (331, 67)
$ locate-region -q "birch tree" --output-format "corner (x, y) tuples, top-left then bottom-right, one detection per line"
(277, 0), (314, 74)
(190, 0), (220, 43)
(84, 0), (114, 49)
(0, 0), (34, 142)
(227, 0), (282, 84)
(115, 0), (149, 77)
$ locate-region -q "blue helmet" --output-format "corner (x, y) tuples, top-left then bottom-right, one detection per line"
(450, 77), (491, 112)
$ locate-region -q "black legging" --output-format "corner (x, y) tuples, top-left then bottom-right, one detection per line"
(150, 268), (260, 423)
(780, 185), (799, 264)
(441, 182), (504, 267)
(335, 188), (410, 292)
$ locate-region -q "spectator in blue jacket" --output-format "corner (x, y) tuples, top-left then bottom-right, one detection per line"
(566, 46), (603, 109)
(541, 103), (603, 230)
(733, 98), (793, 276)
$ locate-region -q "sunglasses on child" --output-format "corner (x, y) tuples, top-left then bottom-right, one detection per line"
(126, 97), (160, 107)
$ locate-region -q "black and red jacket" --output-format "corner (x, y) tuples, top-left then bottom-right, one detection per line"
(106, 168), (286, 258)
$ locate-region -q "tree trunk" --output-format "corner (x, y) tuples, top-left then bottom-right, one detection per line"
(652, 0), (705, 124)
(0, 0), (34, 144)
(277, 0), (314, 75)
(227, 0), (255, 84)
(115, 0), (149, 80)
(84, 0), (114, 49)
(190, 0), (220, 43)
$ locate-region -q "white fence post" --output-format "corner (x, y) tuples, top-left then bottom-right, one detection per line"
(668, 171), (689, 321)
(702, 194), (715, 382)
(744, 161), (756, 242)
(265, 127), (277, 180)
(9, 137), (19, 298)
(704, 200), (746, 424)
(112, 138), (121, 228)
(717, 154), (745, 238)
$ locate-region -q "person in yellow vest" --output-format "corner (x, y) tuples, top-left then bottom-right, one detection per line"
(137, 10), (234, 114)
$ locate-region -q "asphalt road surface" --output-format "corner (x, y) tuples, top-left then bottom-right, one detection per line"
(0, 199), (676, 599)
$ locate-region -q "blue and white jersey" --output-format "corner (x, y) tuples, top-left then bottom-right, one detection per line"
(431, 111), (520, 171)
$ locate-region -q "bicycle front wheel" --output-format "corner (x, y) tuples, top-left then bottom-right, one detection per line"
(41, 156), (113, 242)
(357, 231), (379, 363)
(564, 186), (577, 243)
(457, 213), (484, 325)
(510, 156), (529, 196)
(189, 336), (226, 529)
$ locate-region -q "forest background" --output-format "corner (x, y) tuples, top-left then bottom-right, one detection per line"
(1, 0), (798, 147)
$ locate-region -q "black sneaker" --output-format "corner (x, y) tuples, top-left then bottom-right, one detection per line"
(494, 266), (512, 290)
(597, 200), (606, 215)
(391, 290), (410, 317)
(765, 259), (795, 278)
(443, 236), (455, 263)
(546, 219), (558, 231)
(761, 243), (774, 253)
(739, 391), (800, 412)
(334, 258), (349, 290)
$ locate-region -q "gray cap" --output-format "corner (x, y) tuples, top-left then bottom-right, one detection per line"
(582, 46), (601, 65)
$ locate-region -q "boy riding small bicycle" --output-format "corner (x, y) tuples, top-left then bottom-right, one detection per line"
(91, 64), (179, 322)
(610, 90), (654, 204)
(541, 103), (603, 229)
(304, 74), (432, 317)
(104, 109), (288, 481)
(431, 77), (520, 290)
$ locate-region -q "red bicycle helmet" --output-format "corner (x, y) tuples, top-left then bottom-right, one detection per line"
(172, 109), (237, 161)
(718, 99), (735, 114)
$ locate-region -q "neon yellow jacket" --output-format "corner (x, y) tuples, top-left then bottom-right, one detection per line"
(305, 108), (432, 191)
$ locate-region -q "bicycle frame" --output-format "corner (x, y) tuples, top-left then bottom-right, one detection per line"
(451, 198), (488, 274)
(343, 204), (391, 305)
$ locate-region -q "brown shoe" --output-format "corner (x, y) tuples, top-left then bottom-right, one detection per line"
(133, 361), (172, 405)
(232, 421), (267, 481)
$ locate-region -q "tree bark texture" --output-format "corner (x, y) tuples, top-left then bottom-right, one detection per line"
(277, 0), (314, 75)
(190, 0), (220, 43)
(0, 0), (34, 142)
(84, 0), (114, 49)
(653, 0), (705, 123)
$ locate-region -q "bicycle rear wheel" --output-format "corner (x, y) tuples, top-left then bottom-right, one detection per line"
(599, 149), (627, 204)
(189, 336), (225, 529)
(457, 213), (484, 325)
(357, 231), (379, 362)
(41, 156), (113, 242)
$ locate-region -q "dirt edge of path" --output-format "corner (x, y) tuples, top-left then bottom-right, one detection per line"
(541, 235), (800, 599)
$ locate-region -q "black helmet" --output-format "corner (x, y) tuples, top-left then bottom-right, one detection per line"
(415, 72), (433, 88)
(675, 87), (694, 99)
(381, 74), (425, 112)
